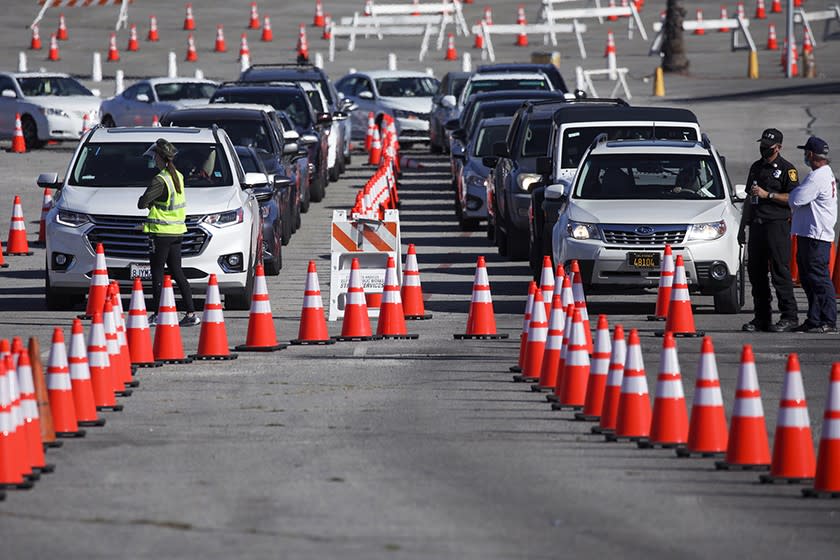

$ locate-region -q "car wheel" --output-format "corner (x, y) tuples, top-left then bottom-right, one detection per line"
(329, 165), (340, 182)
(300, 183), (311, 213)
(21, 116), (45, 150)
(225, 255), (255, 310)
(45, 268), (84, 310)
(264, 232), (282, 276)
(281, 209), (292, 246)
(310, 173), (325, 202)
(101, 115), (116, 128)
(713, 280), (741, 314)
(495, 217), (508, 256)
(344, 150), (352, 165)
(505, 221), (529, 261)
(430, 139), (442, 154)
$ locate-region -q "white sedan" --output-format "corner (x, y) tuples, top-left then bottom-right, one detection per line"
(99, 77), (218, 127)
(0, 71), (101, 149)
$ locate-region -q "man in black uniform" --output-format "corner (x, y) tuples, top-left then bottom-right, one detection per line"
(738, 128), (800, 332)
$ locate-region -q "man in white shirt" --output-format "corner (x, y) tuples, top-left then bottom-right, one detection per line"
(789, 136), (836, 333)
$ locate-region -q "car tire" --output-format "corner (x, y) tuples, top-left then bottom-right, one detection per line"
(281, 209), (292, 246)
(264, 234), (282, 276)
(329, 165), (340, 182)
(45, 269), (84, 311)
(713, 279), (741, 314)
(495, 217), (508, 257)
(225, 256), (255, 310)
(21, 116), (45, 150)
(505, 223), (529, 261)
(101, 115), (116, 128)
(300, 183), (311, 213)
(294, 203), (302, 230)
(310, 174), (325, 202)
(430, 139), (442, 154)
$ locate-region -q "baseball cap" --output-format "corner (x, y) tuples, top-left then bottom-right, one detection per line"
(796, 136), (830, 156)
(757, 128), (783, 145)
(142, 138), (178, 161)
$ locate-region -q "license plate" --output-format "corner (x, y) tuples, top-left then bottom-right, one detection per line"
(627, 252), (660, 270)
(130, 263), (152, 280)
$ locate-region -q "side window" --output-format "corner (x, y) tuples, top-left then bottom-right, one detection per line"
(506, 112), (523, 151)
(336, 77), (356, 96)
(222, 135), (244, 183)
(0, 76), (16, 94)
(355, 78), (373, 96)
(122, 84), (138, 99)
(136, 84), (153, 101)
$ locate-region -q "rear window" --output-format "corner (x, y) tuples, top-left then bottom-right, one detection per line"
(560, 125), (700, 169)
(166, 118), (273, 153)
(69, 142), (233, 188)
(463, 78), (549, 99)
(212, 90), (312, 129)
(374, 77), (438, 97)
(154, 82), (217, 101)
(521, 119), (552, 157)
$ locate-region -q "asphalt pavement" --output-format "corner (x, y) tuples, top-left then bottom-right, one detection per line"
(1, 1), (840, 558)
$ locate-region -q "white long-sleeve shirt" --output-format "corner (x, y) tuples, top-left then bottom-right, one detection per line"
(788, 164), (837, 242)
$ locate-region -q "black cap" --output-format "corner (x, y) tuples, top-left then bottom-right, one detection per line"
(797, 136), (830, 156)
(757, 128), (783, 145)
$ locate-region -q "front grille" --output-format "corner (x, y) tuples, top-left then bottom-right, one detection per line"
(399, 129), (427, 138)
(86, 214), (209, 260)
(601, 224), (686, 246)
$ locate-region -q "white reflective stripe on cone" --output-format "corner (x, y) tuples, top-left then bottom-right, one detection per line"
(621, 375), (649, 394)
(303, 294), (324, 308)
(203, 308), (225, 323)
(777, 406), (811, 428)
(671, 287), (690, 301)
(47, 372), (72, 391)
(694, 387), (724, 406)
(250, 300), (273, 314)
(21, 399), (38, 418)
(157, 310), (179, 325)
(655, 377), (685, 398)
(471, 288), (493, 304)
(382, 289), (401, 304)
(566, 349), (589, 366)
(733, 396), (765, 418)
(822, 418), (840, 439)
(126, 313), (149, 329)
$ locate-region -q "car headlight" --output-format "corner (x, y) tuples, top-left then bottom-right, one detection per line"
(517, 173), (542, 192)
(686, 220), (727, 241)
(465, 175), (485, 190)
(566, 221), (598, 240)
(41, 107), (70, 118)
(202, 207), (244, 228)
(55, 210), (90, 227)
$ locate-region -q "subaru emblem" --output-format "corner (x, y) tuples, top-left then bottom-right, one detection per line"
(635, 226), (654, 236)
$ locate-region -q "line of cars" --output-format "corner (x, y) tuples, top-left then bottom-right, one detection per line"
(438, 64), (746, 313)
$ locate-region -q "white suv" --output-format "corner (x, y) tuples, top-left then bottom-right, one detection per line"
(551, 134), (743, 313)
(38, 126), (264, 310)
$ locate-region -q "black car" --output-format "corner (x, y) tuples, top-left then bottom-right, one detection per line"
(429, 71), (470, 154)
(210, 82), (331, 202)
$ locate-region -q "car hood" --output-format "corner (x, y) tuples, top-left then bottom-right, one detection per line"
(158, 98), (213, 109)
(380, 97), (433, 113)
(569, 199), (727, 224)
(57, 185), (243, 217)
(25, 95), (101, 114)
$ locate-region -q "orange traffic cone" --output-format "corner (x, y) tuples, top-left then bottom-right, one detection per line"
(608, 0), (619, 21)
(185, 34), (198, 62)
(402, 244), (431, 320)
(368, 126), (382, 165)
(606, 329), (651, 442)
(715, 345), (771, 470)
(515, 9), (528, 47)
(677, 336), (728, 457)
(313, 0), (326, 27)
(235, 265), (287, 351)
(484, 6), (493, 25)
(46, 329), (84, 438)
(377, 257), (417, 339)
(519, 290), (548, 383)
(81, 113), (91, 135)
(833, 245), (840, 295)
(30, 24), (42, 50)
(444, 34), (457, 61)
(759, 353), (816, 483)
(6, 353), (40, 483)
(125, 278), (159, 367)
(719, 7), (730, 32)
(802, 31), (814, 55)
(291, 261), (335, 345)
(803, 363), (840, 498)
(183, 3), (196, 31)
(604, 27), (617, 57)
(771, 0), (782, 13)
(15, 350), (53, 474)
(336, 258), (379, 341)
(0, 358), (34, 489)
(658, 255), (702, 337)
(261, 16), (273, 42)
(0, 243), (6, 267)
(127, 24), (139, 52)
(554, 309), (590, 410)
(648, 244), (673, 320)
(323, 14), (333, 40)
(47, 34), (60, 61)
(6, 196), (32, 256)
(152, 275), (193, 363)
(547, 304), (578, 404)
(28, 337), (62, 448)
(106, 32), (120, 62)
(214, 24), (227, 52)
(68, 319), (105, 427)
(694, 9), (705, 35)
(511, 281), (536, 378)
(755, 0), (767, 19)
(570, 260), (592, 352)
(639, 332), (688, 448)
(454, 256), (508, 340)
(248, 2), (260, 29)
(87, 312), (123, 412)
(576, 315), (611, 420)
(192, 274), (236, 360)
(57, 13), (68, 40)
(535, 294), (567, 392)
(148, 15), (160, 41)
(364, 112), (376, 152)
(473, 20), (485, 49)
(82, 244), (110, 319)
(10, 113), (26, 153)
(538, 255), (554, 314)
(103, 297), (132, 394)
(297, 23), (309, 61)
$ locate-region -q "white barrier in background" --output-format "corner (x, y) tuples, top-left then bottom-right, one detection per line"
(648, 15), (755, 55)
(364, 0), (469, 36)
(543, 3), (647, 41)
(578, 65), (632, 100)
(473, 21), (588, 61)
(338, 12), (454, 51)
(330, 20), (442, 62)
(31, 0), (130, 31)
(794, 5), (840, 46)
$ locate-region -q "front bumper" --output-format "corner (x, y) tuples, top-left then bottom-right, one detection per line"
(395, 116), (430, 142)
(43, 112), (100, 141)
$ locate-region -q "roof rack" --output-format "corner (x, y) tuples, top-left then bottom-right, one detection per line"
(246, 62), (316, 70)
(217, 80), (299, 88)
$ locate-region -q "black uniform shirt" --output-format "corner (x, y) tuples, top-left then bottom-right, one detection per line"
(745, 155), (799, 222)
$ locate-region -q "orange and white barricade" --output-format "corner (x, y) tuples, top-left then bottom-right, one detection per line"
(31, 0), (130, 32)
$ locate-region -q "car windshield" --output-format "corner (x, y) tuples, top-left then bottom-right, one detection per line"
(574, 154), (724, 200)
(474, 124), (510, 157)
(450, 76), (469, 97)
(167, 118), (273, 153)
(17, 76), (92, 97)
(69, 142), (233, 188)
(463, 78), (549, 100)
(374, 77), (437, 97)
(154, 82), (217, 101)
(560, 125), (700, 169)
(236, 151), (260, 173)
(212, 91), (312, 128)
(521, 119), (552, 157)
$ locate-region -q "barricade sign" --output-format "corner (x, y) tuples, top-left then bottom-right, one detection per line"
(648, 15), (755, 55)
(473, 20), (588, 61)
(543, 3), (648, 41)
(794, 5), (840, 47)
(32, 0), (131, 31)
(329, 209), (402, 321)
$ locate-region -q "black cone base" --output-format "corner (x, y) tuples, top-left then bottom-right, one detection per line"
(78, 417), (106, 427)
(646, 315), (666, 321)
(379, 333), (419, 340)
(234, 344), (287, 352)
(135, 361), (163, 368)
(675, 448), (724, 458)
(190, 353), (239, 361)
(759, 474), (814, 484)
(333, 335), (382, 342)
(551, 402), (583, 411)
(574, 412), (600, 421)
(289, 338), (336, 345)
(454, 333), (509, 340)
(405, 313), (433, 320)
(43, 440), (63, 448)
(654, 330), (705, 338)
(96, 404), (124, 412)
(56, 429), (86, 438)
(802, 488), (840, 498)
(714, 461), (770, 471)
(509, 365), (522, 373)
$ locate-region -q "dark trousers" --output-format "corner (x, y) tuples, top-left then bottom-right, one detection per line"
(150, 234), (195, 314)
(747, 220), (798, 324)
(795, 235), (837, 328)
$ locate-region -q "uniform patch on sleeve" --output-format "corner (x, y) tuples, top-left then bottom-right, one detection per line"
(788, 168), (798, 182)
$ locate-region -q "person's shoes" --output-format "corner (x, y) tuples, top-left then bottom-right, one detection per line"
(769, 318), (799, 333)
(179, 313), (200, 327)
(741, 320), (769, 332)
(795, 323), (839, 334)
(147, 313), (157, 326)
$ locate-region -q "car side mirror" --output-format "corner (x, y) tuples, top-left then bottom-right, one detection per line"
(536, 156), (552, 176)
(90, 88), (101, 97)
(332, 111), (349, 121)
(441, 95), (456, 109)
(734, 183), (748, 202)
(492, 142), (509, 158)
(299, 134), (318, 145)
(317, 113), (333, 125)
(243, 172), (269, 188)
(273, 175), (292, 191)
(340, 98), (357, 111)
(136, 93), (150, 103)
(358, 91), (374, 100)
(545, 181), (570, 201)
(282, 142), (299, 155)
(1, 89), (17, 99)
(37, 172), (60, 189)
(444, 118), (460, 131)
(482, 156), (499, 168)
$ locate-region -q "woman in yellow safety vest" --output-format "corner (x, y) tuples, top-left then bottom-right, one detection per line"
(137, 138), (200, 327)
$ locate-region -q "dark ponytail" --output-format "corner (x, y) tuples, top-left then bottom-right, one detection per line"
(165, 159), (182, 193)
